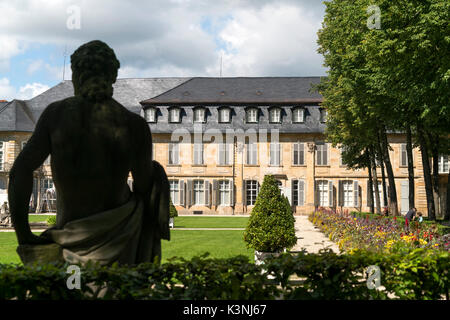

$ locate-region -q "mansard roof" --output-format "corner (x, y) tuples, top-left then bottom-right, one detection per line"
(141, 77), (323, 105)
(0, 78), (190, 132)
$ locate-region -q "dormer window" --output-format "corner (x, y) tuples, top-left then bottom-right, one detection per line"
(269, 108), (282, 123)
(194, 107), (206, 123)
(246, 108), (258, 123)
(169, 107), (181, 123)
(292, 107), (304, 123)
(144, 108), (156, 123)
(320, 108), (327, 123)
(219, 107), (231, 123)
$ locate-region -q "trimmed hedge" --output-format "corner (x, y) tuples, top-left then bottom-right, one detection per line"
(0, 249), (448, 300)
(244, 175), (297, 252)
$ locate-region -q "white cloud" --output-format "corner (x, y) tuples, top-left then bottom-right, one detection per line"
(219, 3), (324, 76)
(17, 83), (50, 99)
(27, 59), (44, 75)
(0, 78), (50, 100)
(0, 0), (326, 79)
(0, 78), (17, 101)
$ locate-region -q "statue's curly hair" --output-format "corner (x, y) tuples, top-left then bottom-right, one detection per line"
(71, 40), (120, 102)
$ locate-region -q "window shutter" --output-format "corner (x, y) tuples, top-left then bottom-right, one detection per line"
(367, 180), (372, 207)
(338, 180), (343, 207)
(179, 180), (185, 206)
(173, 143), (180, 164)
(205, 181), (211, 207)
(242, 180), (247, 206)
(212, 180), (219, 206)
(291, 179), (296, 206)
(314, 181), (319, 206)
(316, 147), (321, 165)
(187, 180), (193, 207)
(292, 143), (297, 165)
(299, 180), (305, 206)
(325, 144), (329, 165)
(218, 144), (224, 165)
(279, 143), (282, 166)
(300, 143), (304, 165)
(230, 181), (234, 206)
(401, 144), (407, 166)
(353, 180), (359, 207)
(328, 180), (333, 207)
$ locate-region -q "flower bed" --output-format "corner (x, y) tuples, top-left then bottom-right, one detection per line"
(309, 208), (450, 253)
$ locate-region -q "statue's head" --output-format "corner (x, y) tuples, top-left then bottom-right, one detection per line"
(71, 40), (120, 102)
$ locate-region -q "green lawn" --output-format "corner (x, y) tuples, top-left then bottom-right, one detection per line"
(0, 217), (253, 265)
(28, 214), (54, 223)
(173, 216), (249, 228)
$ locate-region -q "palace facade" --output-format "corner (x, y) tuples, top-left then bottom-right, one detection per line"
(0, 77), (448, 216)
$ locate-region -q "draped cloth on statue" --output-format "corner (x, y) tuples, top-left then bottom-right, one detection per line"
(17, 193), (160, 266)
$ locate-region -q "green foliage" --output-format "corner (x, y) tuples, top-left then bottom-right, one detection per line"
(0, 250), (448, 300)
(244, 175), (297, 252)
(46, 215), (56, 226)
(169, 199), (178, 218)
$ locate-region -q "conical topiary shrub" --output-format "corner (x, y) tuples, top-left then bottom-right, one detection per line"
(243, 175), (297, 253)
(169, 199), (178, 218)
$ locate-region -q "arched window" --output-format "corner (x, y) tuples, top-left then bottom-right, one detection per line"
(246, 108), (258, 123)
(169, 107), (181, 123)
(269, 108), (282, 123)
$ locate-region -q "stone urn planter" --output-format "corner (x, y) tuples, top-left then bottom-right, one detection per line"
(169, 217), (174, 228)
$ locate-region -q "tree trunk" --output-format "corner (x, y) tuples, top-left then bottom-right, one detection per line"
(428, 133), (441, 218)
(376, 133), (388, 207)
(367, 158), (374, 214)
(406, 125), (415, 209)
(380, 127), (399, 216)
(371, 150), (381, 214)
(416, 123), (436, 220)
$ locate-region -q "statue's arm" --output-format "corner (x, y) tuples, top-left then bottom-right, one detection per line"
(9, 105), (54, 245)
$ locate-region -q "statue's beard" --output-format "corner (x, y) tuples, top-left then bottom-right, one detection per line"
(77, 76), (114, 102)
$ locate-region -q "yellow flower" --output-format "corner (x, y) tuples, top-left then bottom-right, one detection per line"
(419, 239), (427, 246)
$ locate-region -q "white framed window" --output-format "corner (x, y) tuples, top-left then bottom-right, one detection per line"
(400, 144), (408, 167)
(193, 180), (205, 205)
(269, 108), (281, 123)
(270, 142), (281, 166)
(438, 155), (449, 173)
(218, 143), (231, 165)
(292, 108), (304, 123)
(246, 108), (258, 123)
(0, 141), (4, 171)
(170, 180), (180, 205)
(320, 109), (327, 123)
(292, 142), (305, 165)
(246, 180), (259, 205)
(246, 140), (258, 165)
(42, 178), (53, 190)
(145, 108), (156, 122)
(169, 108), (181, 123)
(194, 108), (206, 123)
(218, 180), (231, 206)
(168, 143), (179, 165)
(292, 179), (305, 206)
(342, 181), (354, 207)
(193, 143), (204, 165)
(219, 108), (230, 123)
(316, 143), (329, 166)
(372, 181), (384, 208)
(317, 180), (329, 206)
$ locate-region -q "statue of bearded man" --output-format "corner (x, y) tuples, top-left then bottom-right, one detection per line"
(9, 40), (170, 266)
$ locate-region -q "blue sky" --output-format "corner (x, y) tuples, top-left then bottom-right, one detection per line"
(0, 0), (327, 101)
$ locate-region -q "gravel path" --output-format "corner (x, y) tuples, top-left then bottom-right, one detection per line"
(291, 215), (340, 254)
